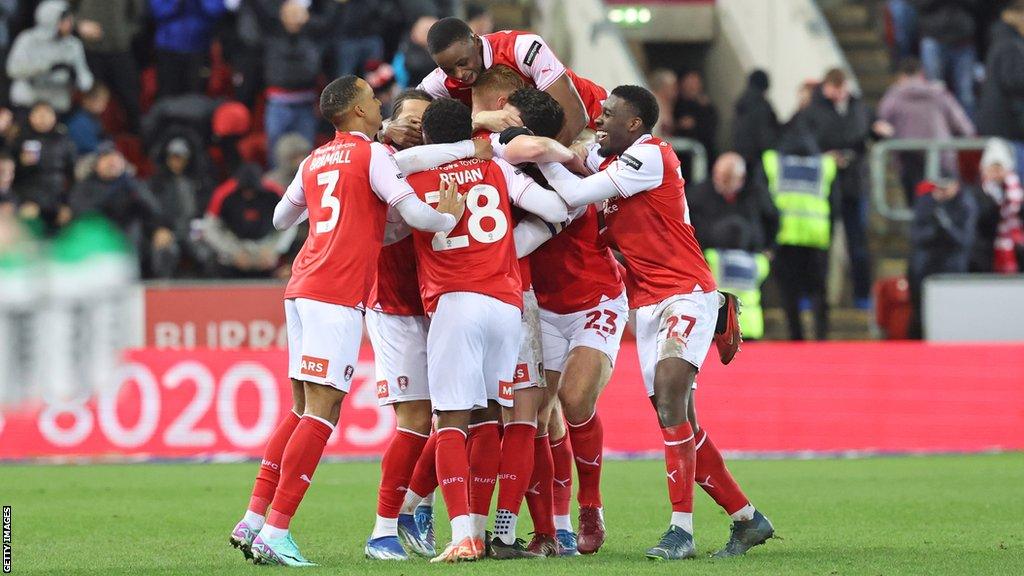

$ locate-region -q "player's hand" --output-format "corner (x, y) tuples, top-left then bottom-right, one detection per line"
(472, 137), (493, 160)
(434, 179), (466, 224)
(473, 109), (523, 133)
(384, 116), (423, 148)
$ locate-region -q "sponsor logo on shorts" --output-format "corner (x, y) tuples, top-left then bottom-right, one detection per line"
(344, 365), (355, 381)
(377, 380), (389, 399)
(397, 376), (409, 391)
(499, 381), (515, 400)
(620, 153), (643, 170)
(300, 355), (328, 379)
(513, 363), (530, 384)
(523, 40), (542, 66)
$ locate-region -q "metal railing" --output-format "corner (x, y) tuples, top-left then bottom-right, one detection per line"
(869, 137), (993, 222)
(666, 137), (708, 184)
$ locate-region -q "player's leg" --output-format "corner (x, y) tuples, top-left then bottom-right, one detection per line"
(548, 397), (579, 555)
(252, 299), (361, 566)
(468, 401), (501, 542)
(640, 292), (718, 561)
(524, 377), (561, 556)
(400, 430), (438, 551)
(365, 311), (432, 560)
(688, 396), (774, 557)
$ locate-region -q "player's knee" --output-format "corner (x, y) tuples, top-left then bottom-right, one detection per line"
(395, 401), (433, 435)
(303, 382), (346, 423)
(560, 385), (597, 423)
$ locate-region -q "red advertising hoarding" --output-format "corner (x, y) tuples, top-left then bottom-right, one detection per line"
(2, 342), (1021, 460)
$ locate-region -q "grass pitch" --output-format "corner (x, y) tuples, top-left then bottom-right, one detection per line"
(4, 454), (1022, 575)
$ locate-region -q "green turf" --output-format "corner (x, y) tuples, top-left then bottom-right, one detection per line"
(3, 454), (1023, 575)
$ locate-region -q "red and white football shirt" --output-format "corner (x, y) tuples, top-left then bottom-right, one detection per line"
(530, 205), (624, 314)
(585, 134), (716, 308)
(407, 158), (541, 313)
(284, 132), (416, 307)
(368, 235), (424, 316)
(418, 30), (607, 128)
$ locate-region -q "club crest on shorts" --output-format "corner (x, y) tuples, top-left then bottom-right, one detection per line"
(377, 380), (389, 399)
(499, 380), (515, 400)
(397, 376), (409, 391)
(300, 355), (329, 379)
(344, 365), (355, 381)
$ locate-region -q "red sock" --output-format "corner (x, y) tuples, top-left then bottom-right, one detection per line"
(496, 422), (537, 514)
(435, 427), (470, 520)
(377, 428), (429, 518)
(248, 411), (300, 515)
(267, 415), (334, 528)
(568, 412), (603, 508)
(550, 434), (574, 516)
(468, 421), (501, 517)
(408, 433), (438, 499)
(694, 428), (750, 515)
(662, 423), (696, 513)
(525, 434), (555, 536)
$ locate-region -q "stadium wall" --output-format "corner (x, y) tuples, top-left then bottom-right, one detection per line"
(2, 342), (1021, 461)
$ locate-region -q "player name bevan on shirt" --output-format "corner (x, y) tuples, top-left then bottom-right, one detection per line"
(438, 167), (485, 186)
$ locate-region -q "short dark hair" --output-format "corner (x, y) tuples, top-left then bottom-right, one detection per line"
(507, 87), (565, 139)
(823, 67), (847, 87)
(390, 89), (433, 121)
(320, 76), (362, 125)
(610, 85), (659, 132)
(427, 17), (473, 54)
(422, 98), (473, 144)
(898, 57), (923, 76)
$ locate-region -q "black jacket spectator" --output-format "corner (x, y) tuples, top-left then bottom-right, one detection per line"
(251, 0), (334, 91)
(909, 0), (978, 45)
(74, 0), (146, 132)
(688, 154), (779, 252)
(674, 72), (718, 161)
(13, 104), (76, 219)
(731, 70), (779, 166)
(148, 136), (211, 240)
(978, 19), (1024, 140)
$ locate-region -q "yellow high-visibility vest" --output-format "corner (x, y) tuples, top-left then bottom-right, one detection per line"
(762, 150), (836, 250)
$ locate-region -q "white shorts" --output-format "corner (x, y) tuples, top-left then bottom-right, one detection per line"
(540, 291), (629, 373)
(635, 291), (719, 397)
(427, 292), (521, 411)
(285, 298), (363, 392)
(512, 290), (545, 392)
(365, 310), (430, 406)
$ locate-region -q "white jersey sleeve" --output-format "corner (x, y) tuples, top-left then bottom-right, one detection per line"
(512, 34), (566, 91)
(495, 158), (568, 223)
(273, 156), (309, 230)
(582, 142), (603, 175)
(603, 143), (665, 198)
(489, 132), (508, 161)
(416, 68), (452, 99)
(369, 142), (417, 207)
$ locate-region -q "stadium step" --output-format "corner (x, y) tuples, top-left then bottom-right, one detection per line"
(762, 307), (875, 341)
(823, 4), (871, 30)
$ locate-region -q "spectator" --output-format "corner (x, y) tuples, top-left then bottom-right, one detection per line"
(253, 0), (332, 164)
(264, 132), (311, 191)
(332, 0), (386, 77)
(802, 68), (875, 308)
(647, 68), (677, 137)
(977, 138), (1024, 273)
(674, 70), (718, 160)
(763, 126), (838, 341)
(909, 179), (977, 338)
(887, 0), (919, 63)
(149, 0), (227, 97)
(978, 1), (1024, 167)
(12, 102), (76, 228)
(148, 136), (214, 275)
(393, 15), (438, 89)
(0, 0), (18, 104)
(732, 69), (779, 167)
(66, 83), (111, 155)
(68, 142), (177, 277)
(0, 151), (14, 209)
(688, 151), (779, 253)
(6, 0), (94, 114)
(74, 0), (146, 132)
(202, 163), (293, 277)
(141, 93), (224, 149)
(910, 0), (979, 117)
(877, 57), (975, 205)
(210, 100), (252, 180)
(466, 2), (493, 35)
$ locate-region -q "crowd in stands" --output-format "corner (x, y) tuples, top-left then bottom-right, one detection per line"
(0, 0), (487, 279)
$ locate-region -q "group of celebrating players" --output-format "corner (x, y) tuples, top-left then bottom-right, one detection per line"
(226, 16), (774, 566)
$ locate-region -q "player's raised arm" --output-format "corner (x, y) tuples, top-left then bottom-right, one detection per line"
(544, 74), (587, 146)
(272, 157), (310, 230)
(512, 204), (587, 258)
(369, 142), (463, 232)
(496, 157), (567, 223)
(511, 33), (587, 145)
(391, 137), (492, 173)
(494, 127), (574, 165)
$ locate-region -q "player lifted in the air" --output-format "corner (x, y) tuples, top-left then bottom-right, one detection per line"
(417, 17), (606, 143)
(227, 76), (466, 567)
(535, 85), (773, 560)
(406, 97), (567, 563)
